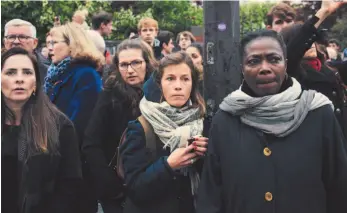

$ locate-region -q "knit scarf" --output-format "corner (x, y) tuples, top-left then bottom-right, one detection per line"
(139, 96), (203, 196)
(44, 57), (72, 94)
(220, 77), (333, 137)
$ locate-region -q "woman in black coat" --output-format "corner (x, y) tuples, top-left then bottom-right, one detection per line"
(1, 48), (82, 213)
(280, 1), (347, 136)
(196, 29), (347, 213)
(120, 52), (209, 213)
(82, 39), (158, 213)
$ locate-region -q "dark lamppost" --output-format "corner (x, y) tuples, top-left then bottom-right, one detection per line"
(203, 1), (242, 118)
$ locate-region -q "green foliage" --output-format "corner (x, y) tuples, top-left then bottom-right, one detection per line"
(329, 14), (347, 49)
(1, 0), (203, 44)
(135, 1), (203, 35)
(240, 2), (275, 37)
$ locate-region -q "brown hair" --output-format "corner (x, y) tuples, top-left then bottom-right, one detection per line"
(137, 17), (159, 32)
(176, 31), (196, 44)
(104, 39), (158, 115)
(1, 47), (68, 155)
(155, 51), (206, 117)
(266, 3), (296, 26)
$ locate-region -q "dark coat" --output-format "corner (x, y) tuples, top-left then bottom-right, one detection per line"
(120, 118), (209, 213)
(34, 50), (49, 83)
(2, 117), (82, 213)
(196, 106), (347, 213)
(82, 89), (139, 200)
(120, 120), (194, 213)
(47, 56), (103, 145)
(285, 16), (347, 136)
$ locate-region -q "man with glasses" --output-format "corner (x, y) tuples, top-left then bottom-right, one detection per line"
(4, 19), (49, 81)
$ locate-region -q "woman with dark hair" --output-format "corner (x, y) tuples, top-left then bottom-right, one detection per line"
(281, 23), (347, 137)
(196, 29), (347, 213)
(280, 1), (347, 136)
(120, 51), (209, 213)
(82, 39), (157, 213)
(1, 47), (82, 213)
(186, 43), (203, 81)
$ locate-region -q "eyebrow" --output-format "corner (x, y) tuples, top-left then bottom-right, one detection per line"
(246, 52), (282, 59)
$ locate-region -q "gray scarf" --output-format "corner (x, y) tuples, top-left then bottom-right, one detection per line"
(139, 97), (203, 196)
(220, 78), (333, 137)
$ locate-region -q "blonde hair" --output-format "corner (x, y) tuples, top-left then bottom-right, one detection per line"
(50, 22), (105, 68)
(137, 17), (158, 31)
(74, 9), (89, 22)
(5, 19), (37, 38)
(87, 30), (106, 53)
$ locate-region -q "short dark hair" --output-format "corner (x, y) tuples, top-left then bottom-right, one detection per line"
(240, 29), (287, 62)
(328, 39), (341, 47)
(156, 51), (205, 117)
(187, 43), (203, 56)
(157, 30), (174, 49)
(266, 3), (296, 26)
(92, 11), (113, 30)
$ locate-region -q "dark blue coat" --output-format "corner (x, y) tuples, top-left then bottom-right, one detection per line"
(48, 57), (102, 145)
(197, 105), (347, 213)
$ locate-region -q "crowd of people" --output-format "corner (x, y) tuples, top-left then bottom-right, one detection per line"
(1, 1), (347, 213)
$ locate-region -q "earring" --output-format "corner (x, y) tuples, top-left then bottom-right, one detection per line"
(32, 88), (36, 96)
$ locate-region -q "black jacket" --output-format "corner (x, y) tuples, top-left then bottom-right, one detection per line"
(34, 51), (49, 83)
(285, 16), (347, 136)
(2, 117), (82, 213)
(82, 89), (139, 199)
(197, 106), (347, 213)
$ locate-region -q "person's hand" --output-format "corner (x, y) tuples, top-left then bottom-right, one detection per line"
(167, 144), (198, 170)
(321, 0), (347, 15)
(191, 136), (208, 156)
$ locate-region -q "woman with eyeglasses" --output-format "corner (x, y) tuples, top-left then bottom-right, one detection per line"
(44, 22), (105, 213)
(1, 47), (82, 213)
(82, 39), (157, 213)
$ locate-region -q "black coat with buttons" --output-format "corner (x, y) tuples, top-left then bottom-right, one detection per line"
(120, 119), (209, 213)
(196, 105), (347, 213)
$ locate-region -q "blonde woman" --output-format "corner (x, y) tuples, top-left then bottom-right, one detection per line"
(44, 22), (105, 213)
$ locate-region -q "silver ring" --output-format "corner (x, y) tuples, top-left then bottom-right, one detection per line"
(190, 159), (195, 164)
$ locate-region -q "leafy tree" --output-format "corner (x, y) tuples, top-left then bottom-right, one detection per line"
(240, 2), (275, 37)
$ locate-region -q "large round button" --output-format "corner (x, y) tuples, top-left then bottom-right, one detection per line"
(332, 91), (337, 96)
(263, 147), (272, 156)
(265, 192), (273, 201)
(335, 108), (341, 114)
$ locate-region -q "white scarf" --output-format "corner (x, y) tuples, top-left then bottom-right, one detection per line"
(139, 97), (203, 196)
(220, 78), (333, 137)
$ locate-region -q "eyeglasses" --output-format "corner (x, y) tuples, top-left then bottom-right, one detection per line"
(47, 40), (66, 47)
(5, 34), (34, 42)
(119, 60), (144, 71)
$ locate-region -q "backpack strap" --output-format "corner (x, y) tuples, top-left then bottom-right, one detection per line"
(138, 115), (157, 157)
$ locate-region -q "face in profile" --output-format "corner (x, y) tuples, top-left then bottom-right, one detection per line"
(1, 54), (36, 106)
(161, 63), (192, 108)
(51, 33), (70, 64)
(118, 48), (147, 87)
(186, 46), (203, 72)
(269, 16), (294, 33)
(243, 37), (286, 96)
(101, 22), (113, 37)
(139, 27), (158, 45)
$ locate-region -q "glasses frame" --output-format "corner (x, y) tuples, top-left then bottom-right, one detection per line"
(5, 34), (34, 42)
(118, 60), (144, 72)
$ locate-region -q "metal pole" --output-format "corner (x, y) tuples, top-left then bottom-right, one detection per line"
(203, 0), (242, 118)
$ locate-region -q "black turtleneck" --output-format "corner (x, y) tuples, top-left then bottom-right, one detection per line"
(241, 76), (293, 97)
